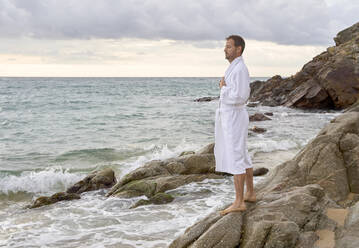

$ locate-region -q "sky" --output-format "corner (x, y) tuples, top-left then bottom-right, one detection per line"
(0, 0), (358, 77)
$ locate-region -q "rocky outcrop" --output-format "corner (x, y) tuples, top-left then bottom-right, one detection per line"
(249, 126), (267, 133)
(28, 168), (116, 209)
(250, 22), (359, 109)
(249, 113), (272, 121)
(130, 192), (175, 209)
(66, 168), (116, 194)
(28, 192), (80, 209)
(169, 103), (359, 247)
(194, 96), (219, 102)
(107, 143), (268, 205)
(106, 152), (225, 198)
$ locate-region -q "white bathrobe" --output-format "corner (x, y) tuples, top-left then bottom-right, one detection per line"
(214, 56), (252, 175)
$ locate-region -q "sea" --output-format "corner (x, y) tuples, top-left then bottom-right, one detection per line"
(0, 77), (342, 247)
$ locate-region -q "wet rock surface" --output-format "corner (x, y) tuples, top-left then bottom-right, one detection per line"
(249, 113), (272, 121)
(194, 96), (219, 102)
(66, 168), (117, 194)
(28, 168), (116, 209)
(249, 126), (267, 133)
(28, 192), (81, 209)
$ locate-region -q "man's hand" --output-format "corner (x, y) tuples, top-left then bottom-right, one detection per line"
(219, 77), (226, 88)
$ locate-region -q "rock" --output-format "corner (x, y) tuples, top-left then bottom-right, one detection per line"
(246, 102), (259, 107)
(334, 21), (359, 45)
(184, 213), (243, 248)
(106, 151), (224, 198)
(335, 202), (359, 247)
(169, 214), (222, 248)
(28, 192), (80, 209)
(249, 22), (359, 109)
(171, 185), (324, 248)
(264, 112), (273, 116)
(107, 142), (269, 200)
(194, 96), (219, 102)
(170, 109), (359, 247)
(340, 133), (359, 193)
(27, 168), (116, 209)
(295, 232), (319, 248)
(130, 192), (175, 208)
(253, 167), (269, 176)
(249, 126), (267, 133)
(344, 99), (359, 113)
(196, 143), (214, 155)
(66, 168), (117, 194)
(249, 113), (271, 121)
(179, 151), (195, 156)
(250, 76), (284, 107)
(109, 173), (223, 198)
(149, 192), (174, 204)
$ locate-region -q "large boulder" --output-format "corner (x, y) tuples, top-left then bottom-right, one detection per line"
(106, 153), (225, 198)
(250, 22), (359, 109)
(107, 145), (268, 202)
(169, 103), (359, 247)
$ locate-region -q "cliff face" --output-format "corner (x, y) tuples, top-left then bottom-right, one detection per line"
(250, 22), (359, 110)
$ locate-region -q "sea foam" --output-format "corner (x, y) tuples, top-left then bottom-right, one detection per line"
(120, 139), (201, 176)
(0, 167), (83, 195)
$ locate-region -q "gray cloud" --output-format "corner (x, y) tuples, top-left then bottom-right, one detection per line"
(0, 0), (358, 45)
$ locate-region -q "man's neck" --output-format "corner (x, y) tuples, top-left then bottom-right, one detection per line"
(228, 55), (241, 63)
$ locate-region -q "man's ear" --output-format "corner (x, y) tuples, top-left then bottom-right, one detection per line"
(237, 46), (243, 56)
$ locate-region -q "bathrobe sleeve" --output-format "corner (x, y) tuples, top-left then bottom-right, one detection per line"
(220, 66), (250, 105)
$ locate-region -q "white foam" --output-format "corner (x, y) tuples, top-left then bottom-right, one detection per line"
(1, 120), (9, 126)
(0, 167), (83, 195)
(121, 139), (201, 175)
(250, 139), (299, 154)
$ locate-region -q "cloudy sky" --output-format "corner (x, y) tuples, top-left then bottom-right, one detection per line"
(0, 0), (358, 77)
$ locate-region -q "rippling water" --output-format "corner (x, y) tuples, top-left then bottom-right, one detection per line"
(0, 77), (342, 247)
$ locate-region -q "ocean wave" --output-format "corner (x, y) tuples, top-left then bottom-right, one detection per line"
(249, 139), (300, 155)
(0, 167), (83, 195)
(54, 148), (134, 163)
(120, 140), (201, 175)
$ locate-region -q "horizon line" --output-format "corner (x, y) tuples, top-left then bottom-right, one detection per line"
(0, 75), (272, 78)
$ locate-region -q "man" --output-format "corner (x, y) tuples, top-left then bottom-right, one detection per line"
(214, 35), (255, 215)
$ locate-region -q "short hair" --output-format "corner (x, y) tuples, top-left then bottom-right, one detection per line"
(226, 35), (245, 54)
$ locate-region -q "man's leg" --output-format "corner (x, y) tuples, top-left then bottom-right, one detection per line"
(244, 168), (256, 202)
(234, 173), (246, 207)
(220, 173), (246, 215)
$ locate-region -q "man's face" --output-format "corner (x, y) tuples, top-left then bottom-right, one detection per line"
(224, 39), (242, 62)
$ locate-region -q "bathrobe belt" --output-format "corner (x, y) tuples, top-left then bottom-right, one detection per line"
(219, 101), (246, 110)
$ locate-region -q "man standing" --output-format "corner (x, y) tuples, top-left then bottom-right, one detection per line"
(214, 35), (255, 215)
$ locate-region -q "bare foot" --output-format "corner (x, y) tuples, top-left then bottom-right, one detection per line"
(219, 203), (246, 216)
(244, 193), (256, 203)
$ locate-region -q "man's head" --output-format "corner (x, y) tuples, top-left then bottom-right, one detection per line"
(224, 35), (245, 62)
